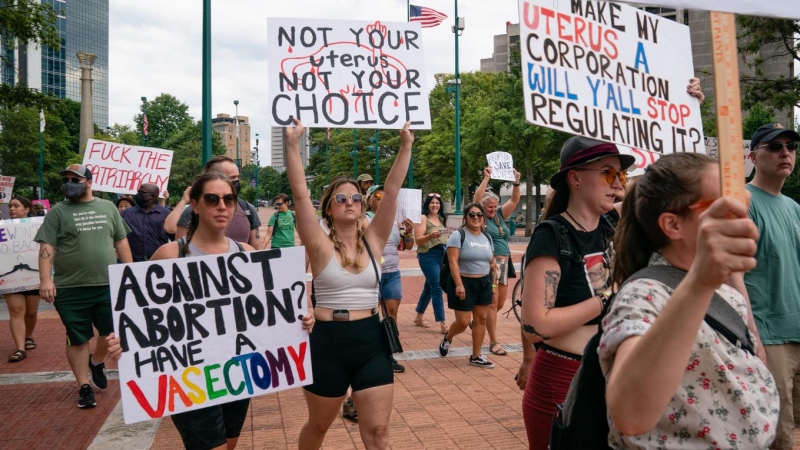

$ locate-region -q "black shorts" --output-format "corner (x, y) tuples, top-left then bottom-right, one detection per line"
(447, 275), (493, 311)
(54, 285), (113, 346)
(170, 398), (250, 450)
(304, 314), (393, 398)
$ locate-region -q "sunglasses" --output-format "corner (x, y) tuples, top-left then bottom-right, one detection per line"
(676, 198), (715, 215)
(136, 191), (155, 197)
(372, 192), (383, 201)
(467, 212), (485, 218)
(758, 142), (798, 152)
(61, 177), (85, 184)
(575, 167), (628, 186)
(274, 202), (283, 207)
(427, 193), (441, 198)
(333, 193), (363, 204)
(202, 193), (237, 208)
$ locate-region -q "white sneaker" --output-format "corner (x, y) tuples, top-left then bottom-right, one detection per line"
(439, 335), (451, 356)
(469, 355), (494, 368)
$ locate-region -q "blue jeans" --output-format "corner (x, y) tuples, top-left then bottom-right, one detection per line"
(415, 245), (446, 322)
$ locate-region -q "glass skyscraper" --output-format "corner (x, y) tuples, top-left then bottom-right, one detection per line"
(6, 0), (109, 129)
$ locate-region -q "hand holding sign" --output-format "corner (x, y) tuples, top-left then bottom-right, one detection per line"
(485, 153), (516, 182)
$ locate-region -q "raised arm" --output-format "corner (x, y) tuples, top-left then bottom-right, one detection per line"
(521, 256), (603, 341)
(500, 170), (522, 219)
(364, 122), (413, 253)
(284, 120), (329, 265)
(473, 167), (492, 204)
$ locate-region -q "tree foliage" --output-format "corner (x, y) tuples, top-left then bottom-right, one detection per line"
(133, 94), (193, 149)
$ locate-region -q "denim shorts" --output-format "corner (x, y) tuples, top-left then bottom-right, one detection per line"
(380, 271), (403, 300)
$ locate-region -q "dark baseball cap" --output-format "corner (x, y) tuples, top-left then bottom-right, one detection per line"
(549, 136), (635, 188)
(59, 163), (92, 180)
(750, 123), (800, 150)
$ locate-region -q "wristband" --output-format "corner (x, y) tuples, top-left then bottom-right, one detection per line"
(513, 183), (520, 186)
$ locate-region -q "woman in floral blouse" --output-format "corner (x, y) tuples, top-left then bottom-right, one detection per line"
(600, 152), (778, 449)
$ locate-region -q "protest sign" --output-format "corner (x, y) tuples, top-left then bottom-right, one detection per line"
(596, 0), (800, 20)
(518, 0), (704, 154)
(267, 18), (431, 130)
(0, 176), (14, 202)
(440, 226), (459, 235)
(396, 189), (422, 223)
(621, 137), (753, 179)
(110, 246), (312, 424)
(0, 218), (43, 295)
(703, 137), (754, 177)
(31, 199), (50, 211)
(486, 152), (516, 182)
(82, 139), (173, 196)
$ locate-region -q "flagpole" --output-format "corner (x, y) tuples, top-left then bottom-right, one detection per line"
(38, 109), (44, 200)
(407, 0), (414, 188)
(453, 0), (462, 214)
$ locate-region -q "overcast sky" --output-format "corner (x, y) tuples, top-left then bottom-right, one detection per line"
(109, 0), (520, 166)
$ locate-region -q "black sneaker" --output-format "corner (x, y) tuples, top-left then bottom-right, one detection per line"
(439, 335), (451, 357)
(89, 354), (107, 389)
(392, 358), (405, 373)
(78, 384), (96, 409)
(469, 355), (495, 368)
(342, 396), (358, 422)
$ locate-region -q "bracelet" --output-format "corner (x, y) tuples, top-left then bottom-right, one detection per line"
(513, 183), (520, 186)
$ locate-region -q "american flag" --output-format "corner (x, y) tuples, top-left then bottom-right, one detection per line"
(410, 4), (447, 28)
(326, 128), (331, 141)
(143, 113), (149, 136)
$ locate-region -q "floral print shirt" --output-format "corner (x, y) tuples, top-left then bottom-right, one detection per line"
(599, 254), (778, 449)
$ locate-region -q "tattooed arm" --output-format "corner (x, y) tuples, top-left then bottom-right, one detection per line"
(521, 255), (604, 340)
(38, 243), (57, 303)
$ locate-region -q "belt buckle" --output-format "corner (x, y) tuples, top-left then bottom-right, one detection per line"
(332, 310), (349, 321)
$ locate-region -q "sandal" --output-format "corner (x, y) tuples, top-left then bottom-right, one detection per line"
(8, 350), (27, 362)
(439, 321), (449, 335)
(413, 317), (431, 328)
(25, 337), (36, 350)
(489, 343), (508, 356)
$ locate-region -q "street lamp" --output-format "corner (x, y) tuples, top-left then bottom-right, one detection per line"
(233, 100), (240, 169)
(201, 0), (212, 164)
(351, 129), (358, 179)
(253, 133), (259, 210)
(451, 3), (465, 214)
(141, 96), (147, 146)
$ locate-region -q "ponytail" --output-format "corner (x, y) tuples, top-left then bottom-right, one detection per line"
(612, 182), (656, 286)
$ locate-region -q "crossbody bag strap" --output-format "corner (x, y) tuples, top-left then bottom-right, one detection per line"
(362, 236), (389, 319)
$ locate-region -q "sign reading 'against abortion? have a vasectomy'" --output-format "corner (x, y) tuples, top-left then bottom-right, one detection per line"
(268, 17), (431, 129)
(110, 247), (311, 424)
(518, 0), (704, 154)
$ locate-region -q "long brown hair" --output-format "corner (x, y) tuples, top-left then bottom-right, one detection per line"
(183, 172), (237, 255)
(612, 153), (716, 286)
(320, 176), (367, 268)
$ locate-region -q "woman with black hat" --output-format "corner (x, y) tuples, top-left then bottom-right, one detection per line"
(519, 136), (634, 450)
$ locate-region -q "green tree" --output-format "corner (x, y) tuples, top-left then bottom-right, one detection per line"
(133, 94), (193, 149)
(736, 16), (800, 112)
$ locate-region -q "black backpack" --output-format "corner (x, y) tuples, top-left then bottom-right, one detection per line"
(549, 264), (756, 449)
(271, 210), (297, 233)
(439, 228), (492, 290)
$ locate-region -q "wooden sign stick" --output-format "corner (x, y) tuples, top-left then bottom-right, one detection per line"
(709, 12), (747, 203)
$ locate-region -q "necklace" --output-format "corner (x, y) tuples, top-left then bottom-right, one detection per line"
(564, 209), (590, 233)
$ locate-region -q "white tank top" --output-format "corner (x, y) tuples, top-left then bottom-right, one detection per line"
(313, 248), (380, 310)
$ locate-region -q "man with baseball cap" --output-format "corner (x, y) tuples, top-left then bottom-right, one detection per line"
(34, 164), (132, 409)
(356, 173), (374, 194)
(743, 123), (800, 449)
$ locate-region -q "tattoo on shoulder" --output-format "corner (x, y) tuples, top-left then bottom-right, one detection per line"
(544, 270), (560, 309)
(522, 322), (550, 340)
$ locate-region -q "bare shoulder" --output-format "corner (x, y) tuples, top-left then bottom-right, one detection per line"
(241, 243), (256, 252)
(151, 242), (180, 261)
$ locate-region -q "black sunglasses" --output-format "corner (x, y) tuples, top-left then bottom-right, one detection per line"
(202, 193), (236, 208)
(274, 202), (283, 207)
(61, 177), (85, 184)
(759, 142), (798, 152)
(467, 212), (485, 218)
(333, 193), (363, 204)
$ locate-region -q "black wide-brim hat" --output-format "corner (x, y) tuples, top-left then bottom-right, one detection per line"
(549, 136), (636, 188)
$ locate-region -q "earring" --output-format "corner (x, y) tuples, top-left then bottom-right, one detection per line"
(576, 183), (580, 188)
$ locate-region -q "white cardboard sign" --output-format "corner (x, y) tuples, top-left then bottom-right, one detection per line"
(0, 218), (43, 295)
(0, 176), (14, 202)
(598, 0), (800, 20)
(518, 0), (704, 153)
(82, 139), (173, 196)
(268, 18), (431, 129)
(110, 247), (312, 424)
(486, 152), (516, 182)
(396, 188), (422, 223)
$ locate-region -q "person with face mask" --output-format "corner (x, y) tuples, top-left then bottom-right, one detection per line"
(34, 164), (132, 409)
(164, 155), (262, 249)
(120, 182), (171, 262)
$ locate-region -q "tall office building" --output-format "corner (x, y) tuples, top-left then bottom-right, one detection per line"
(270, 127), (310, 172)
(212, 113), (251, 166)
(480, 10), (793, 126)
(1, 0), (110, 130)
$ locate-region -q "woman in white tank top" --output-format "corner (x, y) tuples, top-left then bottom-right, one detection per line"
(285, 119), (413, 450)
